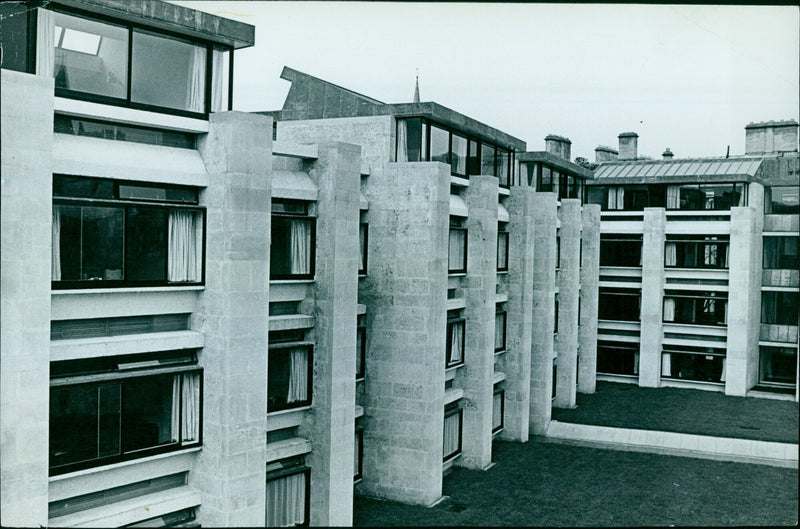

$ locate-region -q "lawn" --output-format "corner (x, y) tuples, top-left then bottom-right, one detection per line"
(551, 381), (798, 443)
(354, 439), (798, 527)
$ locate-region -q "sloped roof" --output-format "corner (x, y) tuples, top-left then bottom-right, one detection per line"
(589, 156), (763, 185)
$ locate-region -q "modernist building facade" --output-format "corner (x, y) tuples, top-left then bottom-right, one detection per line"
(0, 1), (597, 527)
(585, 122), (799, 402)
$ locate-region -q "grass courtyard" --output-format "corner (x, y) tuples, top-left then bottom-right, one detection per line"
(354, 439), (798, 527)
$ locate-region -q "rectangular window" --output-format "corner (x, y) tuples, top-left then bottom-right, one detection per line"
(496, 149), (511, 188)
(598, 288), (641, 322)
(0, 6), (33, 73)
(52, 176), (203, 289)
(268, 343), (313, 413)
(538, 166), (554, 192)
(765, 186), (800, 214)
(359, 222), (368, 275)
(356, 316), (366, 380)
(443, 402), (463, 462)
(663, 293), (728, 326)
(48, 9), (224, 118)
(761, 291), (799, 325)
(495, 310), (507, 352)
(450, 133), (468, 176)
(448, 225), (467, 274)
(759, 346), (798, 386)
(396, 118), (426, 162)
(429, 125), (450, 165)
(446, 312), (466, 368)
(600, 235), (642, 267)
(556, 236), (561, 269)
(763, 236), (799, 269)
(668, 183), (745, 210)
(49, 358), (201, 475)
(661, 347), (725, 384)
(492, 388), (504, 434)
(597, 342), (639, 376)
(480, 143), (496, 178)
(497, 226), (509, 272)
(665, 237), (729, 269)
(54, 115), (196, 149)
(266, 460), (309, 528)
(466, 139), (480, 176)
(354, 426), (364, 482)
(554, 295), (559, 334)
(271, 201), (315, 280)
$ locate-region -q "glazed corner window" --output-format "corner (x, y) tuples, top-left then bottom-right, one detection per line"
(271, 200), (315, 280)
(765, 186), (800, 214)
(492, 387), (504, 434)
(494, 309), (507, 353)
(761, 291), (799, 325)
(52, 176), (204, 289)
(268, 343), (313, 412)
(443, 402), (463, 462)
(497, 225), (509, 272)
(45, 9), (232, 117)
(359, 222), (368, 276)
(448, 221), (467, 274)
(49, 353), (202, 475)
(763, 236), (799, 269)
(356, 316), (366, 380)
(446, 311), (465, 368)
(266, 458), (309, 527)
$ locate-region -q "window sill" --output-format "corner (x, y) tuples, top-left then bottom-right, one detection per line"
(270, 279), (315, 285)
(448, 272), (467, 277)
(49, 446), (201, 482)
(496, 270), (509, 275)
(494, 349), (506, 357)
(52, 285), (204, 295)
(268, 405), (312, 418)
(356, 377), (366, 383)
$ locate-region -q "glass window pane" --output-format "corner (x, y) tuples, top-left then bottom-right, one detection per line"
(268, 347), (310, 412)
(766, 186), (800, 214)
(430, 125), (449, 165)
(271, 216), (314, 278)
(266, 471), (307, 527)
(760, 347), (798, 385)
(497, 150), (510, 187)
(481, 144), (496, 177)
(397, 118), (424, 162)
(53, 12), (128, 99)
(497, 231), (509, 270)
(80, 206), (124, 281)
(131, 30), (206, 113)
(50, 385), (101, 467)
(126, 207), (167, 282)
(122, 375), (176, 452)
(466, 140), (480, 175)
(98, 384), (121, 458)
(597, 343), (639, 376)
(211, 47), (230, 112)
(448, 228), (466, 273)
(450, 133), (467, 176)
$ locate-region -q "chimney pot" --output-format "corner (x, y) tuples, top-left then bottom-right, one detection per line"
(662, 148), (674, 160)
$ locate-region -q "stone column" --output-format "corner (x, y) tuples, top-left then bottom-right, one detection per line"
(554, 199), (581, 408)
(300, 142), (361, 525)
(0, 70), (53, 528)
(726, 191), (764, 396)
(457, 175), (498, 469)
(194, 112), (272, 527)
(578, 205), (601, 394)
(530, 192), (558, 435)
(358, 162), (450, 505)
(499, 187), (536, 442)
(639, 208), (666, 388)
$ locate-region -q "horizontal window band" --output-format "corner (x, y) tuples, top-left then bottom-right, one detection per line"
(51, 365), (202, 387)
(268, 341), (314, 350)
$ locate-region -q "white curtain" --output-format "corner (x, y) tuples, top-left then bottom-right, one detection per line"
(704, 243), (717, 266)
(396, 119), (408, 162)
(616, 187), (625, 209)
(633, 352), (640, 375)
(36, 8), (55, 77)
(181, 372), (200, 443)
(607, 187), (624, 210)
(665, 242), (677, 267)
(720, 358), (727, 382)
(266, 472), (306, 527)
(667, 186), (680, 209)
(443, 412), (460, 458)
(168, 210), (202, 282)
(662, 353), (672, 377)
(186, 45), (206, 113)
(448, 229), (466, 271)
(449, 321), (463, 364)
(210, 48), (228, 112)
(287, 348), (308, 403)
(52, 207), (62, 280)
(663, 298), (676, 322)
(723, 301), (728, 324)
(495, 313), (505, 351)
(492, 392), (503, 430)
(738, 186), (746, 207)
(171, 376), (180, 442)
(290, 220), (311, 275)
(725, 243), (730, 267)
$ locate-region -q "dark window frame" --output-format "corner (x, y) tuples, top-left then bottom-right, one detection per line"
(765, 186), (800, 214)
(761, 291), (799, 325)
(495, 310), (507, 353)
(270, 201), (317, 281)
(497, 228), (509, 272)
(266, 463), (311, 528)
(354, 425), (364, 483)
(763, 235), (799, 270)
(49, 364), (203, 476)
(47, 5), (234, 119)
(356, 318), (366, 380)
(599, 235), (643, 268)
(446, 315), (466, 369)
(664, 292), (728, 327)
(448, 226), (468, 274)
(665, 237), (729, 270)
(443, 402), (463, 463)
(598, 288), (641, 322)
(267, 342), (314, 413)
(759, 346), (798, 386)
(359, 222), (368, 276)
(492, 387), (505, 434)
(596, 342), (639, 376)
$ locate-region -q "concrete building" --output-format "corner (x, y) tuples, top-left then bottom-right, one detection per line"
(586, 122), (799, 402)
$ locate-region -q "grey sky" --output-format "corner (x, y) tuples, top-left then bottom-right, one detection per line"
(176, 1), (798, 161)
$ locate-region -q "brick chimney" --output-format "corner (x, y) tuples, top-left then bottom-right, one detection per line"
(662, 148), (674, 160)
(545, 134), (571, 161)
(745, 120), (799, 154)
(618, 132), (638, 160)
(594, 145), (618, 163)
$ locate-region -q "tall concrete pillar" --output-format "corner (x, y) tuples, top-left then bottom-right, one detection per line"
(195, 112), (272, 526)
(726, 193), (763, 396)
(0, 70), (53, 528)
(499, 187), (536, 442)
(530, 192), (558, 435)
(457, 175), (498, 469)
(359, 162), (449, 505)
(301, 142), (361, 525)
(578, 204), (601, 394)
(554, 199), (581, 408)
(639, 208), (666, 388)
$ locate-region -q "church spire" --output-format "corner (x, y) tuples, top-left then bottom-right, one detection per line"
(413, 69), (420, 103)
